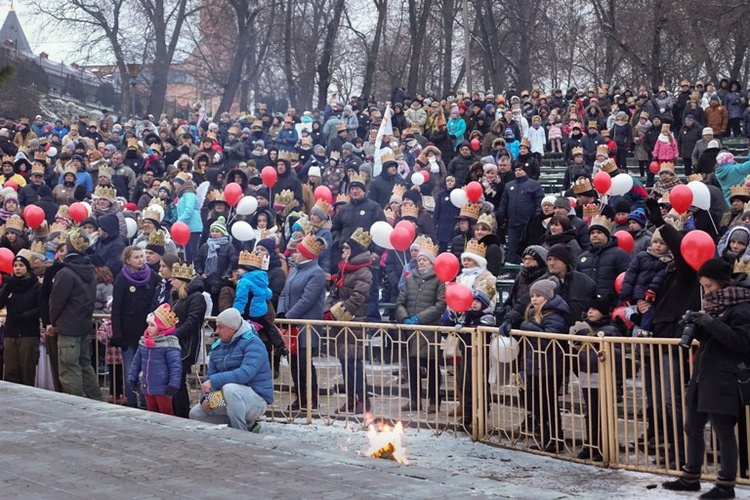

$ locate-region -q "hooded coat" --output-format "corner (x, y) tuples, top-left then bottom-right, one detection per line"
(520, 294), (569, 376)
(49, 253), (97, 337)
(127, 334), (182, 395)
(367, 164), (401, 208)
(170, 277), (207, 363)
(575, 237), (631, 297)
(446, 142), (475, 186)
(396, 265), (447, 357)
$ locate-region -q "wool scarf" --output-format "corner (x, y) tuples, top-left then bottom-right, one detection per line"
(702, 285), (750, 317)
(122, 264), (152, 287)
(205, 236), (228, 276)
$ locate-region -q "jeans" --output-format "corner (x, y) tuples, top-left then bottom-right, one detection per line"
(3, 337), (40, 386)
(339, 355), (365, 402)
(290, 348), (318, 406)
(185, 232), (201, 264)
(505, 226), (523, 264)
(189, 383), (268, 431)
(57, 334), (102, 400)
(121, 346), (138, 406)
(685, 406), (738, 480)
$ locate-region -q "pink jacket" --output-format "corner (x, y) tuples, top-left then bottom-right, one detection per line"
(652, 137), (678, 161)
(547, 123), (563, 140)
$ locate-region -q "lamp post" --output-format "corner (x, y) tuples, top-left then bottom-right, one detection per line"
(127, 64), (138, 117)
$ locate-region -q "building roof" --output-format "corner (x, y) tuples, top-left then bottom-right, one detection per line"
(0, 8), (32, 55)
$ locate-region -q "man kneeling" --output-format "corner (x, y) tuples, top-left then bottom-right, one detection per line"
(190, 308), (273, 431)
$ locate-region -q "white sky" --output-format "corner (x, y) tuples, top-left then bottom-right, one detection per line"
(9, 2), (83, 62)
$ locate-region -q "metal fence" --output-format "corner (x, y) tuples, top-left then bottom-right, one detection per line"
(14, 315), (750, 484)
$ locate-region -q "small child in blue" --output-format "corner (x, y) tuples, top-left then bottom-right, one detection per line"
(619, 228), (672, 335)
(127, 303), (182, 415)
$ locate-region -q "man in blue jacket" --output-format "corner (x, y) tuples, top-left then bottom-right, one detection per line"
(189, 308), (273, 432)
(497, 163), (544, 263)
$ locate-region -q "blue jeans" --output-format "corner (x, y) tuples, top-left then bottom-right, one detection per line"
(185, 232), (201, 264)
(121, 346), (138, 406)
(506, 226), (522, 264)
(189, 383), (268, 431)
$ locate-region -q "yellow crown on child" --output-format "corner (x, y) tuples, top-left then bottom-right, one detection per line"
(153, 303), (179, 328)
(172, 262), (195, 281)
(419, 238), (438, 258)
(5, 214), (24, 233)
(400, 203), (420, 219)
(474, 278), (496, 300)
(573, 177), (594, 194)
(239, 249), (268, 269)
(459, 202), (482, 220)
(476, 213), (496, 231)
(571, 146), (584, 157)
(465, 238), (487, 258)
(147, 230), (165, 247)
(273, 189), (295, 207)
(350, 227), (373, 248)
(601, 158), (618, 174)
(312, 199), (332, 216)
(30, 240), (45, 255)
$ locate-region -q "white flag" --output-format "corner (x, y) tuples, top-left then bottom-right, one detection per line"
(373, 106), (393, 177)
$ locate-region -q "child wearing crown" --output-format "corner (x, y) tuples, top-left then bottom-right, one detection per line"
(127, 303), (182, 415)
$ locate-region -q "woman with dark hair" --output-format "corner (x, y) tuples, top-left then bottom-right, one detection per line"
(153, 253), (180, 308)
(169, 262), (207, 417)
(542, 215), (583, 260)
(110, 246), (159, 407)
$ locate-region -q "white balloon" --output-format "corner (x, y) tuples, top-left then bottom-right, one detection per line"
(196, 181), (210, 208)
(450, 189), (468, 208)
(125, 218), (137, 238)
(609, 174), (633, 196)
(370, 220), (394, 250)
(687, 181), (711, 210)
(47, 147), (58, 157)
(410, 172), (425, 186)
(231, 220), (255, 242)
(236, 195), (258, 216)
(81, 201), (92, 216)
(490, 335), (520, 364)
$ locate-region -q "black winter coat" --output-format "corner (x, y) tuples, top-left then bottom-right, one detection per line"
(273, 168), (303, 206)
(170, 278), (207, 363)
(0, 274), (41, 337)
(575, 238), (631, 297)
(433, 188), (460, 243)
(512, 153), (540, 180)
(331, 197), (386, 251)
(446, 149), (475, 186)
(195, 240), (238, 295)
(111, 268), (160, 348)
(368, 169), (401, 208)
(49, 254), (97, 337)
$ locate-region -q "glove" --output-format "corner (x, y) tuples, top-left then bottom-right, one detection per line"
(130, 380), (140, 394)
(644, 290), (656, 302)
(691, 312), (713, 328)
(645, 198), (665, 227)
(276, 345), (289, 357)
(213, 152), (221, 163)
(403, 316), (419, 325)
(165, 386), (179, 397)
(500, 321), (512, 337)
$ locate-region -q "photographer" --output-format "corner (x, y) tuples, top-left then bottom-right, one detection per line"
(663, 259), (750, 499)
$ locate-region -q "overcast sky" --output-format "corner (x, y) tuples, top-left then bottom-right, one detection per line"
(9, 2), (81, 62)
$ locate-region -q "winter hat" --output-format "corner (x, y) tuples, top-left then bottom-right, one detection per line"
(547, 243), (573, 268)
(342, 142), (354, 152)
(730, 229), (750, 246)
(402, 189), (422, 206)
(716, 151), (735, 166)
(541, 195), (557, 208)
(651, 228), (665, 243)
(210, 216), (228, 236)
(13, 249), (32, 273)
(589, 295), (613, 316)
(615, 199), (632, 214)
(529, 279), (557, 301)
(417, 239), (438, 263)
(313, 144), (326, 156)
(308, 166), (322, 178)
(696, 258), (732, 285)
(627, 208), (647, 227)
(81, 216), (99, 230)
(702, 127), (714, 136)
(255, 187), (270, 200)
(358, 163), (373, 178)
(522, 245), (548, 267)
(707, 139), (720, 149)
(65, 228), (90, 254)
(216, 307), (244, 331)
(553, 196), (571, 211)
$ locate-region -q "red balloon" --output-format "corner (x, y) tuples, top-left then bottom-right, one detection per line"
(395, 220), (416, 241)
(23, 205), (45, 229)
(611, 305), (633, 329)
(389, 227), (413, 251)
(470, 138), (480, 151)
(4, 180), (18, 191)
(446, 282), (473, 312)
(0, 247), (13, 274)
(224, 182), (243, 207)
(420, 170), (430, 183)
(669, 184), (693, 213)
(314, 185), (333, 204)
(614, 272), (625, 295)
(681, 229), (715, 271)
(465, 181), (483, 203)
(68, 202), (88, 223)
(170, 221), (191, 246)
(649, 161), (661, 175)
(614, 230), (634, 253)
(261, 166), (278, 188)
(434, 252), (460, 282)
(593, 172), (612, 194)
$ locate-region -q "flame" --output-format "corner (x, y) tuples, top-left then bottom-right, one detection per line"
(365, 421), (408, 464)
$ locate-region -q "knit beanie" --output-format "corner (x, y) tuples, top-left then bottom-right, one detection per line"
(522, 245), (548, 267)
(651, 228), (664, 243)
(615, 199), (632, 214)
(216, 307), (243, 331)
(730, 229), (750, 246)
(417, 244), (437, 264)
(529, 279), (557, 301)
(627, 208), (647, 227)
(716, 151), (735, 166)
(541, 195), (556, 208)
(210, 216), (228, 236)
(696, 258), (732, 285)
(553, 196), (571, 211)
(589, 295), (613, 316)
(310, 202), (330, 221)
(546, 243), (573, 268)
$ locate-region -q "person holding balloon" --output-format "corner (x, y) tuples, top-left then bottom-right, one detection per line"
(195, 216), (238, 315)
(173, 172), (203, 264)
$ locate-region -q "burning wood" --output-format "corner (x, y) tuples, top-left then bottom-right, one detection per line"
(365, 422), (408, 464)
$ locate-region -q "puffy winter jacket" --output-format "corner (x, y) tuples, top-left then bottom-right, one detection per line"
(325, 252), (372, 321)
(396, 266), (446, 357)
(446, 144), (475, 186)
(233, 269), (273, 318)
(519, 294), (569, 376)
(128, 334), (182, 395)
(497, 175), (544, 228)
(0, 274), (41, 337)
(619, 250), (668, 301)
(170, 278), (207, 363)
(49, 254), (97, 337)
(576, 238), (631, 297)
(277, 259), (326, 348)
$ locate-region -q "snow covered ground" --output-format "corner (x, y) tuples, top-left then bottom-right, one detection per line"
(258, 419), (748, 499)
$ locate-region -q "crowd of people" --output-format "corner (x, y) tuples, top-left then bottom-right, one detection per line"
(0, 79), (748, 499)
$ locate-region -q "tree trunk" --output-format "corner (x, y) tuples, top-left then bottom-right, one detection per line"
(283, 0), (298, 108)
(361, 0), (387, 99)
(316, 0), (346, 110)
(441, 0), (454, 96)
(406, 0), (433, 95)
(215, 2), (257, 118)
(649, 0), (664, 88)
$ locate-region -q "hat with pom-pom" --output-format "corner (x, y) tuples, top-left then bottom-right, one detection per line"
(210, 216), (228, 236)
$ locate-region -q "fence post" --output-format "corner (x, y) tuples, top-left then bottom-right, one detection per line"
(472, 328), (483, 440)
(599, 339), (617, 465)
(305, 324), (313, 424)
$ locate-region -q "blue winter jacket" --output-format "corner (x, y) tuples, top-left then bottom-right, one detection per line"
(177, 190), (203, 232)
(497, 175), (545, 228)
(207, 321), (274, 404)
(127, 334), (182, 395)
(233, 269), (272, 318)
(715, 159), (750, 204)
(619, 250), (668, 302)
(277, 258), (325, 348)
(519, 294), (569, 377)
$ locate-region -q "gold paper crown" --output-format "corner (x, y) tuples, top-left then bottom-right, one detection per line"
(658, 162), (675, 174)
(329, 151), (341, 160)
(380, 151), (396, 164)
(149, 198), (166, 210)
(474, 278), (496, 300)
(583, 203), (600, 217)
(20, 117), (29, 125)
(273, 189), (295, 207)
(299, 233), (326, 257)
(153, 303), (179, 328)
(63, 164), (78, 176)
(295, 216), (313, 235)
(56, 205), (70, 220)
(464, 239), (487, 258)
(33, 220), (48, 235)
(50, 221), (68, 234)
(476, 213), (496, 230)
(419, 238), (438, 258)
(278, 151), (299, 162)
(2, 155), (15, 164)
(412, 234), (431, 248)
(729, 184), (750, 200)
(350, 227), (372, 248)
(348, 172), (366, 185)
(30, 162), (45, 176)
(15, 248), (35, 263)
(573, 177), (594, 194)
(601, 158), (618, 174)
(93, 185), (116, 200)
(127, 137), (139, 149)
(206, 189), (226, 204)
(66, 229), (90, 253)
(5, 214), (24, 233)
(571, 146), (584, 157)
(147, 230), (165, 247)
(335, 193), (350, 205)
(596, 144), (609, 156)
(400, 203), (419, 219)
(335, 123), (348, 132)
(687, 174), (703, 183)
(98, 164), (113, 178)
(30, 240), (45, 255)
(312, 199), (332, 216)
(459, 202), (482, 220)
(658, 192), (670, 205)
(228, 126), (241, 135)
(589, 214), (613, 232)
(172, 262), (195, 281)
(239, 249), (267, 269)
(33, 151), (47, 163)
(391, 184), (407, 199)
(252, 119), (263, 128)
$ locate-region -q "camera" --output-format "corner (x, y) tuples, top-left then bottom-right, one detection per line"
(678, 311), (700, 349)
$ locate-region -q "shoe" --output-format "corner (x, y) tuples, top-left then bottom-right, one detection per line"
(401, 401), (420, 412)
(699, 485), (735, 499)
(426, 403), (437, 413)
(336, 399), (356, 414)
(249, 421), (261, 433)
(577, 448), (592, 460)
(98, 364), (109, 376)
(662, 478), (701, 492)
(274, 369), (280, 379)
(288, 400), (301, 411)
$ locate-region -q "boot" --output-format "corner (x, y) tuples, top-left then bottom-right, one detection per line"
(699, 477), (735, 499)
(447, 405), (463, 417)
(663, 467), (701, 492)
(336, 399), (356, 414)
(401, 400), (420, 412)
